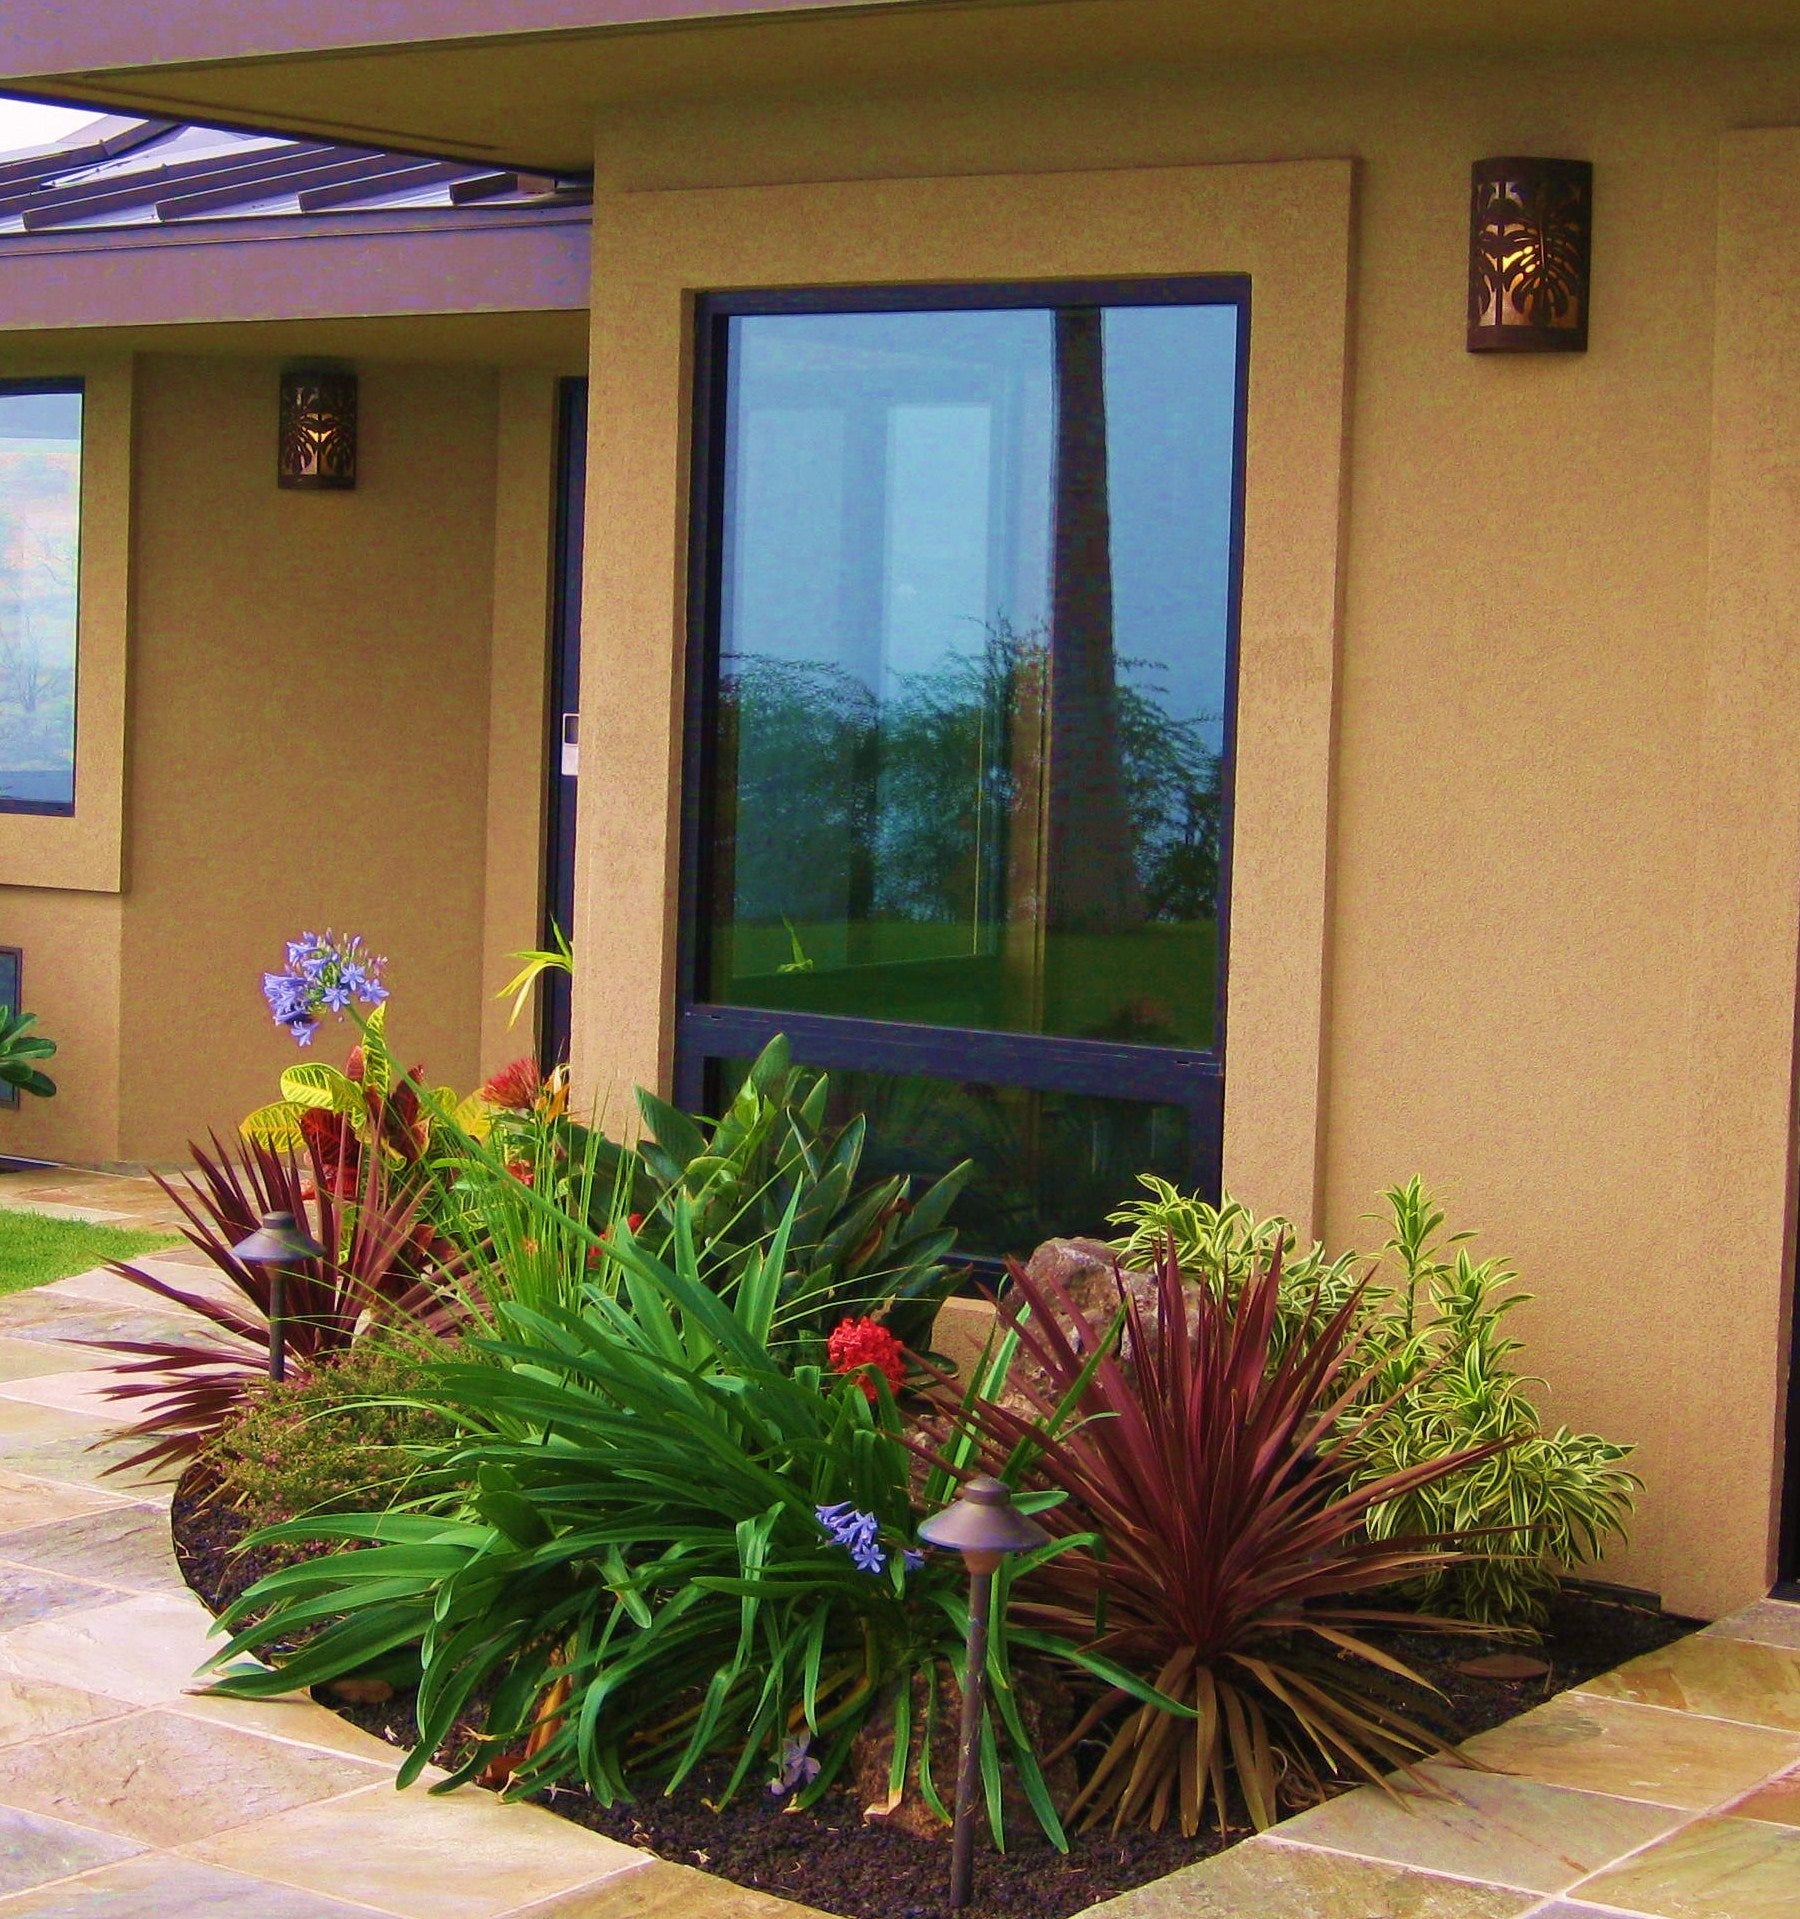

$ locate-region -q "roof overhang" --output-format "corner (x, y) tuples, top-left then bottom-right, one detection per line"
(3, 0), (1797, 174)
(0, 204), (590, 333)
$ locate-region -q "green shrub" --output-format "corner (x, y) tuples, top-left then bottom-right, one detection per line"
(206, 1338), (457, 1532)
(440, 1035), (971, 1362)
(1108, 1174), (1639, 1629)
(1110, 1178), (1363, 1357)
(203, 1195), (1116, 1845)
(1347, 1179), (1640, 1629)
(0, 1005), (56, 1101)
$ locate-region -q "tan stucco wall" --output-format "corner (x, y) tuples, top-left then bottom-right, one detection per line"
(113, 356), (501, 1159)
(479, 370), (559, 1078)
(572, 38), (1800, 1615)
(0, 343), (564, 1166)
(0, 888), (122, 1163)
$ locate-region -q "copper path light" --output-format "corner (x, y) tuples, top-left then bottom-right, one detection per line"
(917, 1475), (1049, 1910)
(232, 1209), (326, 1382)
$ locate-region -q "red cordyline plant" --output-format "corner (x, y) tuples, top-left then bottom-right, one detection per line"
(95, 1134), (464, 1474)
(936, 1240), (1507, 1836)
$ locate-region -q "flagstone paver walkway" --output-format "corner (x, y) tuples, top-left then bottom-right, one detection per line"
(0, 1175), (818, 1918)
(1088, 1603), (1800, 1919)
(5, 1171), (1800, 1919)
(0, 1166), (190, 1237)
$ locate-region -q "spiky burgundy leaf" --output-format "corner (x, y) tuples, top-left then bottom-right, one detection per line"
(92, 1132), (465, 1471)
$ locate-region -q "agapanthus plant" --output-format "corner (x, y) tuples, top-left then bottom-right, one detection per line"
(203, 1195), (1109, 1848)
(262, 931), (388, 1045)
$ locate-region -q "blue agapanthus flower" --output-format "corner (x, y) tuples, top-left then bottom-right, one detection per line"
(262, 931), (388, 1046)
(816, 1501), (889, 1575)
(769, 1732), (821, 1799)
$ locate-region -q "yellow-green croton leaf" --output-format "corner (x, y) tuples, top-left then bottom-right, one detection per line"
(240, 1100), (309, 1150)
(279, 1061), (363, 1113)
(357, 1002), (393, 1094)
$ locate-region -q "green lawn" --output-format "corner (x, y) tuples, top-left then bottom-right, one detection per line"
(0, 1208), (182, 1297)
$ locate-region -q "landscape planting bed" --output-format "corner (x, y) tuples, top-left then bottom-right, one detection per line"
(172, 1468), (1696, 1919)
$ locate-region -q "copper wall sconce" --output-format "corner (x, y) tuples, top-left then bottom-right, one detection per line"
(1468, 158), (1592, 353)
(278, 364), (358, 488)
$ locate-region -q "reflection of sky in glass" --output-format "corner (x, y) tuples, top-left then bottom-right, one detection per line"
(1104, 306), (1239, 753)
(722, 305), (1237, 743)
(0, 389), (82, 813)
(725, 310), (1054, 694)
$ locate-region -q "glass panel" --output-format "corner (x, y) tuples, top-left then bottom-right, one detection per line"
(708, 302), (1238, 1051)
(0, 951), (18, 1110)
(714, 1055), (1189, 1260)
(0, 388), (81, 815)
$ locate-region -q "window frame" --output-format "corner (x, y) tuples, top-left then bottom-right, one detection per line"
(675, 277), (1251, 1208)
(0, 375), (85, 820)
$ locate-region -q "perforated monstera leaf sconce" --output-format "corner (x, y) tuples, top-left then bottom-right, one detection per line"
(278, 364), (358, 488)
(1468, 158), (1592, 353)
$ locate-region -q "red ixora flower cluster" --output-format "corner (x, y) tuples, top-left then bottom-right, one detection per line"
(827, 1317), (907, 1402)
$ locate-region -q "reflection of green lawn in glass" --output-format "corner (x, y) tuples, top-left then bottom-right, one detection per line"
(718, 919), (1216, 1050)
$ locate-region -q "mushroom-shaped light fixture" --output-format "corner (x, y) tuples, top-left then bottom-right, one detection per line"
(918, 1477), (1049, 1908)
(232, 1208), (326, 1383)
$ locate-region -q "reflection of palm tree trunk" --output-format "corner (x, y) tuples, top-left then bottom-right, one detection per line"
(1048, 309), (1143, 933)
(1003, 636), (1050, 1033)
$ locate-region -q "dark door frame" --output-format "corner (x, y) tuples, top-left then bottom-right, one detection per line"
(1779, 1205), (1800, 1595)
(538, 375), (587, 1070)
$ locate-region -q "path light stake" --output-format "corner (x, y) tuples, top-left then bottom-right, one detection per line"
(232, 1209), (326, 1383)
(917, 1475), (1048, 1910)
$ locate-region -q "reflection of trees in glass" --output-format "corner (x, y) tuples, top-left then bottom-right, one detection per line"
(0, 451), (80, 787)
(722, 620), (1220, 933)
(1115, 666), (1222, 924)
(1049, 310), (1139, 933)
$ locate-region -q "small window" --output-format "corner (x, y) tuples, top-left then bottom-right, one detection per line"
(681, 284), (1247, 1255)
(0, 381), (83, 816)
(0, 948), (20, 1111)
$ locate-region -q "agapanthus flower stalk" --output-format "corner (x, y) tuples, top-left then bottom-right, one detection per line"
(815, 1501), (889, 1575)
(261, 931), (388, 1046)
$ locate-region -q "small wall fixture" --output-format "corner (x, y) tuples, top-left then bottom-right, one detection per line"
(1468, 158), (1592, 353)
(278, 364), (358, 488)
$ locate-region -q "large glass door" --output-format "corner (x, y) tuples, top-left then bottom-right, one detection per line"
(678, 283), (1247, 1257)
